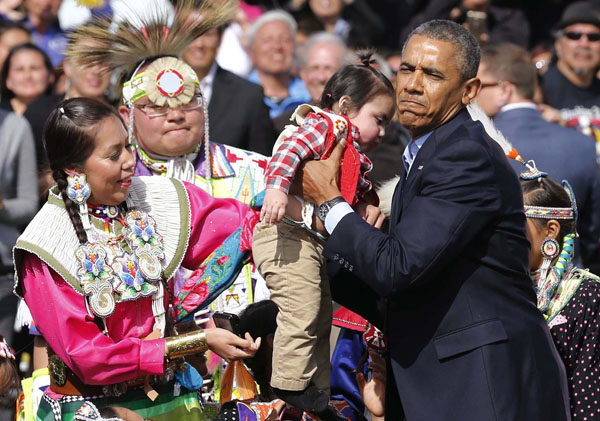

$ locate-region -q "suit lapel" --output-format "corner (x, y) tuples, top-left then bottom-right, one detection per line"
(389, 108), (471, 226)
(390, 168), (406, 227)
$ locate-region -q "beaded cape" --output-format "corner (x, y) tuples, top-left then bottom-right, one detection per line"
(12, 177), (191, 303)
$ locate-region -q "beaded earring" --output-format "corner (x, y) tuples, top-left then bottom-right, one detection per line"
(67, 173), (92, 231)
(539, 237), (560, 282)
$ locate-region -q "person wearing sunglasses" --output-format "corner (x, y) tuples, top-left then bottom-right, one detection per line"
(541, 1), (600, 138)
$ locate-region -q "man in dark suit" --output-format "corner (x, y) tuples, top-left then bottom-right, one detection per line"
(300, 20), (570, 420)
(182, 27), (276, 156)
(477, 43), (600, 264)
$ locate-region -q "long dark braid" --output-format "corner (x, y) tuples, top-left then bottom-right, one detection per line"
(44, 98), (124, 244)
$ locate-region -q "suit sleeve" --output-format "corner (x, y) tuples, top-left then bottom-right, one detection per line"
(324, 138), (501, 297)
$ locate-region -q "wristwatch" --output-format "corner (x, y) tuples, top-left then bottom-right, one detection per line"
(317, 196), (346, 222)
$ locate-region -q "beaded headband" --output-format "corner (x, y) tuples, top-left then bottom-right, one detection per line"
(122, 57), (200, 107)
(523, 206), (575, 220)
(523, 178), (579, 226)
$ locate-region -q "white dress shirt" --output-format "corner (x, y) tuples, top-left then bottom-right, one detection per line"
(199, 62), (218, 106)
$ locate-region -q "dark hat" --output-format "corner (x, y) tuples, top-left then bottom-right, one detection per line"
(554, 1), (600, 31)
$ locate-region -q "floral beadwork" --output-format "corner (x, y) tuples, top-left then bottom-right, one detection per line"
(174, 228), (248, 322)
(125, 209), (165, 281)
(75, 244), (117, 318)
(75, 207), (165, 318)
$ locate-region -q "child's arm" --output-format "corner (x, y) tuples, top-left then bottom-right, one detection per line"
(261, 188), (288, 224)
(266, 115), (329, 192)
(263, 114), (330, 224)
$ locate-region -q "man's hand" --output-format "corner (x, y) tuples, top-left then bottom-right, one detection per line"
(261, 188), (288, 225)
(355, 201), (386, 229)
(298, 140), (346, 205)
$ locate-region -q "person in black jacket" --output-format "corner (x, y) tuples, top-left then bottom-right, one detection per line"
(299, 20), (570, 420)
(183, 26), (276, 156)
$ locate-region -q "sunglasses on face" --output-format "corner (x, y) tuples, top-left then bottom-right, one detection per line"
(563, 31), (600, 42)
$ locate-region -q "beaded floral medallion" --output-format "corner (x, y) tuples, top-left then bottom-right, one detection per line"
(75, 207), (164, 318)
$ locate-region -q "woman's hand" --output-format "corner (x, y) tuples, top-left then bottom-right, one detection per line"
(261, 189), (288, 225)
(355, 201), (386, 229)
(356, 350), (386, 418)
(205, 329), (260, 363)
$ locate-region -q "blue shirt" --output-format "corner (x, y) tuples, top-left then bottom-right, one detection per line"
(247, 71), (311, 119)
(402, 132), (432, 174)
(22, 17), (68, 66)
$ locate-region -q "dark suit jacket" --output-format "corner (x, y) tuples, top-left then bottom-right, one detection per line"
(495, 106), (600, 263)
(323, 109), (570, 420)
(208, 66), (276, 156)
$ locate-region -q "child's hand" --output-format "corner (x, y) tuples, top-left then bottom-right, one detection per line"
(355, 201), (386, 229)
(261, 189), (288, 225)
(356, 350), (386, 418)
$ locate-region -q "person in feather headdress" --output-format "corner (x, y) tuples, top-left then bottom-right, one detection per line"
(67, 0), (270, 321)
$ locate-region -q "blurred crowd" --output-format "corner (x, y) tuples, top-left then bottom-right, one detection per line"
(2, 0), (600, 419)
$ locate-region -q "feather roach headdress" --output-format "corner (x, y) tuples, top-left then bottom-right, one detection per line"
(67, 0), (237, 81)
(66, 0), (237, 195)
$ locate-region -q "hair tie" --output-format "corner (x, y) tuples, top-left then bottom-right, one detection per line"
(361, 58), (377, 67)
(326, 93), (332, 98)
(59, 107), (65, 115)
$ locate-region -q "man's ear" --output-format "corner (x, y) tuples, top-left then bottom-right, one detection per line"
(499, 81), (516, 104)
(118, 105), (130, 125)
(546, 219), (561, 240)
(462, 77), (481, 105)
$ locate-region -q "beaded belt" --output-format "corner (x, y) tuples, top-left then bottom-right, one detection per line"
(48, 354), (178, 397)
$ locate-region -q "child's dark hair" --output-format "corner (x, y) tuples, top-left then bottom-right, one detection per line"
(44, 98), (124, 244)
(0, 43), (54, 100)
(319, 51), (395, 114)
(521, 177), (576, 244)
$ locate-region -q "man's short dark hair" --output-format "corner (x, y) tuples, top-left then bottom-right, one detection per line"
(403, 20), (480, 81)
(480, 43), (537, 101)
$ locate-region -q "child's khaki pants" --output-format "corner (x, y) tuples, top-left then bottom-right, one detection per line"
(252, 222), (332, 393)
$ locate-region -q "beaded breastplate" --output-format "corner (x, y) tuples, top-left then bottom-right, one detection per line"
(75, 207), (165, 318)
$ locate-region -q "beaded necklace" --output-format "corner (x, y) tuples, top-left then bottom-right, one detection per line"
(88, 204), (127, 245)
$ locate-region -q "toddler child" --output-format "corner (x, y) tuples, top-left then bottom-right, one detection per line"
(252, 54), (396, 416)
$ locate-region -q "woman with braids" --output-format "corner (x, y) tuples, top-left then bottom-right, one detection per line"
(12, 97), (259, 421)
(522, 174), (600, 419)
(252, 52), (394, 416)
